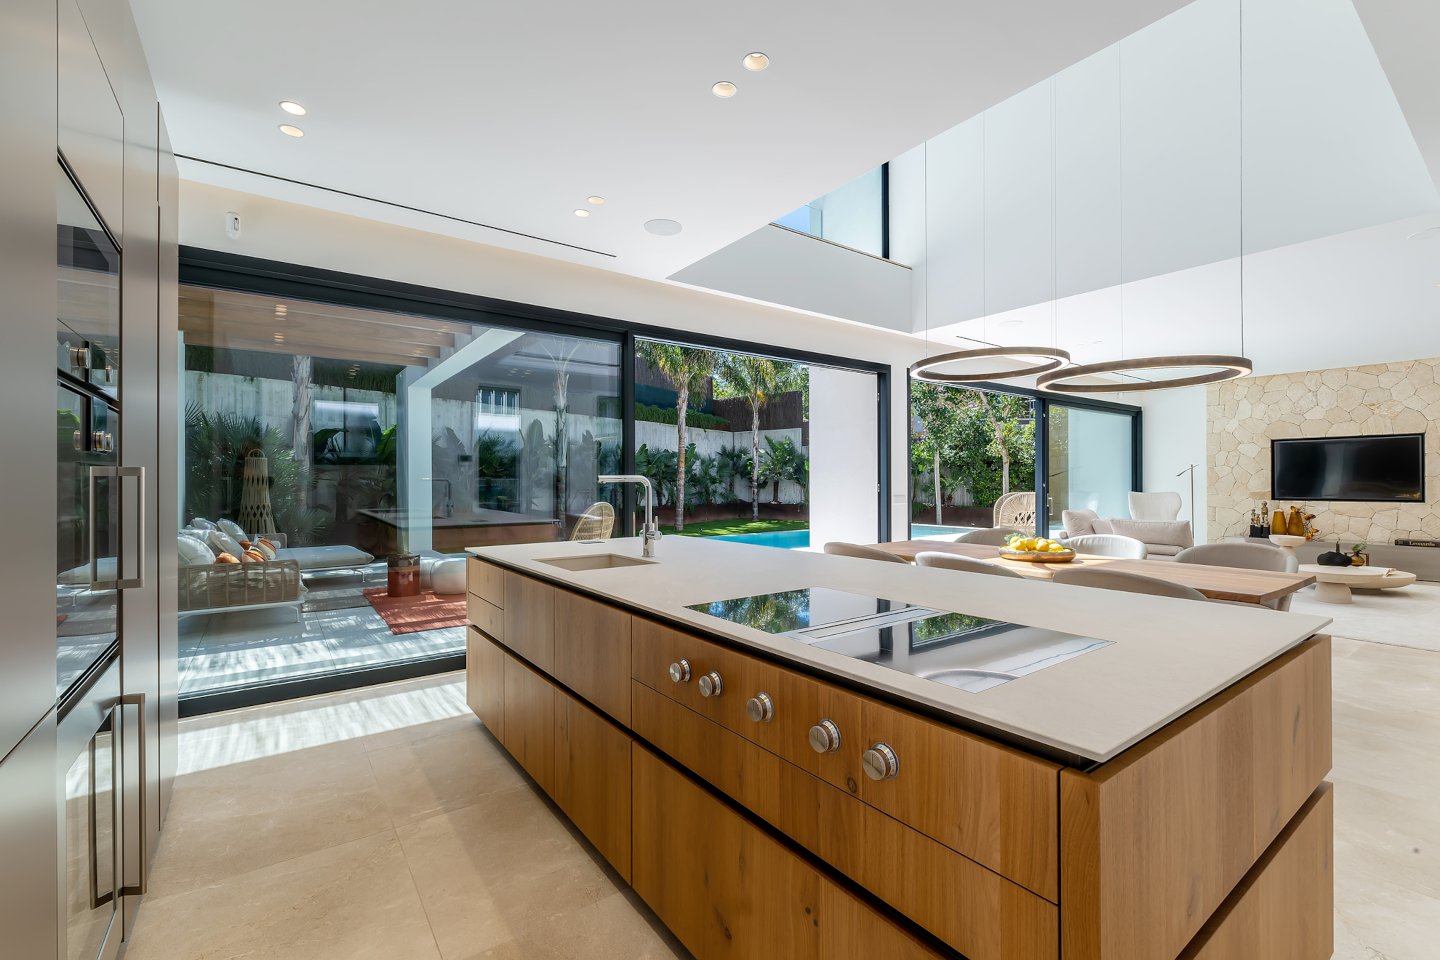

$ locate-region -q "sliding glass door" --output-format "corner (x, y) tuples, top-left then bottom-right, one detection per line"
(177, 284), (620, 704)
(1045, 403), (1136, 537)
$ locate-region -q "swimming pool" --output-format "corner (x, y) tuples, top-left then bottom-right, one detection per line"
(910, 524), (974, 539)
(709, 529), (811, 550)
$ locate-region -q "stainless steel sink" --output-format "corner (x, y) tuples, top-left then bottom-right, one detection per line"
(536, 553), (655, 572)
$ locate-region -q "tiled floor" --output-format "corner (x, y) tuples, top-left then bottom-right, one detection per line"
(125, 672), (686, 960)
(129, 634), (1440, 959)
(179, 568), (465, 696)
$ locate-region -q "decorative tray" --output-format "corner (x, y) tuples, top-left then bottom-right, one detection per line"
(998, 548), (1077, 563)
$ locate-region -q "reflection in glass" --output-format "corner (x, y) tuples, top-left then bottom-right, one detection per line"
(1046, 405), (1135, 535)
(775, 165), (885, 257)
(64, 719), (116, 960)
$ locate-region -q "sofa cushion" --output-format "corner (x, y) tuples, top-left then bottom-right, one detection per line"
(1105, 518), (1194, 549)
(1062, 509), (1099, 537)
(274, 544), (375, 571)
(177, 534), (216, 567)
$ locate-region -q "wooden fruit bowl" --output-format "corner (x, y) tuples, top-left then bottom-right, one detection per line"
(998, 547), (1077, 563)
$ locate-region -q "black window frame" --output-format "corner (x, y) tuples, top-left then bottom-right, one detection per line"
(903, 376), (1142, 539)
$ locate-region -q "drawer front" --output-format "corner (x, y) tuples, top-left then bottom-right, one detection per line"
(631, 746), (943, 960)
(503, 573), (554, 671)
(632, 617), (1059, 900)
(466, 628), (505, 740)
(1178, 784), (1333, 960)
(466, 593), (504, 642)
(632, 682), (1057, 960)
(553, 688), (633, 882)
(501, 654), (555, 797)
(553, 590), (632, 724)
(467, 558), (505, 607)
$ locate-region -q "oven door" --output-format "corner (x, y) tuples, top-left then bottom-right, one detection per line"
(57, 656), (124, 960)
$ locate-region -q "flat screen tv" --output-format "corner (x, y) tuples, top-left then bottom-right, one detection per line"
(1271, 433), (1426, 502)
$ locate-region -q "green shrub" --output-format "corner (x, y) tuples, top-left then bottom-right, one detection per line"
(633, 402), (730, 431)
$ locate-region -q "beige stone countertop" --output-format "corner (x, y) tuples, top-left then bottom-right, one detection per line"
(468, 536), (1332, 765)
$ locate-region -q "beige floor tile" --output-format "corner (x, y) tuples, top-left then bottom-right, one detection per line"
(125, 831), (442, 960)
(146, 737), (393, 898)
(394, 785), (621, 957)
(454, 892), (688, 960)
(365, 720), (524, 827)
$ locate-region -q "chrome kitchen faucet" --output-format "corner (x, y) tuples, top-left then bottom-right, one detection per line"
(598, 474), (662, 558)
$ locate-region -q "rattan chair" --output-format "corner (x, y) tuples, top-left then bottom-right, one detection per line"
(992, 492), (1036, 535)
(570, 501), (615, 540)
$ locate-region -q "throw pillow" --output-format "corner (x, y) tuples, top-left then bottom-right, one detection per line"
(177, 534), (216, 567)
(205, 529), (245, 560)
(1061, 509), (1098, 537)
(217, 519), (248, 542)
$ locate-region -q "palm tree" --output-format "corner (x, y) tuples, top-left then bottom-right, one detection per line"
(635, 340), (716, 530)
(759, 436), (806, 504)
(715, 355), (802, 520)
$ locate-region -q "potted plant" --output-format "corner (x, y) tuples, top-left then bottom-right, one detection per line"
(1350, 543), (1369, 567)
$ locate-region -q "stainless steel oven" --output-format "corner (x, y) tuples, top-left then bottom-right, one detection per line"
(56, 655), (143, 960)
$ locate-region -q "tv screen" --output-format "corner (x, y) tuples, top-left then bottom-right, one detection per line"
(1271, 433), (1425, 502)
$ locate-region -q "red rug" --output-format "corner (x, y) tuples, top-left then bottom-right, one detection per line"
(363, 587), (468, 635)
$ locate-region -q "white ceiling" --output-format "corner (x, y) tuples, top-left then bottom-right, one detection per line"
(130, 0), (1191, 281)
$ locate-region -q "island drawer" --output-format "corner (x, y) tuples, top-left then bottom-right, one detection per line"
(632, 745), (946, 960)
(631, 616), (1059, 901)
(466, 558), (505, 607)
(632, 681), (1057, 960)
(466, 593), (504, 642)
(553, 589), (632, 724)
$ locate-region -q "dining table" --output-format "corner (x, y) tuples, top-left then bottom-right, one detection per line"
(870, 540), (1317, 606)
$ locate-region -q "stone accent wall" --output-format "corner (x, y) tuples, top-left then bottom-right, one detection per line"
(1207, 358), (1440, 544)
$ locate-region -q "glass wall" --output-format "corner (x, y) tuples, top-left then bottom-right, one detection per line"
(909, 383), (1038, 539)
(177, 285), (620, 700)
(1046, 404), (1136, 537)
(631, 339), (810, 548)
(774, 165), (886, 257)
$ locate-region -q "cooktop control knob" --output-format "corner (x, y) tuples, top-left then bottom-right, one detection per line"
(862, 742), (900, 781)
(808, 719), (842, 754)
(746, 692), (774, 723)
(668, 659), (691, 683)
(698, 671), (724, 698)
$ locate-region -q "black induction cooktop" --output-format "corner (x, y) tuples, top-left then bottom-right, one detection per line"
(686, 587), (1111, 693)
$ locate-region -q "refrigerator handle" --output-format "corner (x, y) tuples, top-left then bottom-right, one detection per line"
(116, 693), (147, 898)
(116, 465), (144, 590)
(88, 465), (118, 590)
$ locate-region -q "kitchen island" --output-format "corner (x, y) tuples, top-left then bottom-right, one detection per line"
(464, 536), (1335, 960)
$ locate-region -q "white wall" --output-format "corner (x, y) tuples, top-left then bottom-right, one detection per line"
(809, 366), (880, 547)
(180, 180), (919, 536)
(1136, 385), (1209, 541)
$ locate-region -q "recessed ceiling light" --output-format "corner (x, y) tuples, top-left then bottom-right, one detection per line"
(278, 100), (307, 116)
(278, 124), (304, 138)
(587, 196), (606, 206)
(711, 81), (737, 99)
(644, 219), (683, 236)
(742, 52), (769, 72)
(573, 208), (591, 218)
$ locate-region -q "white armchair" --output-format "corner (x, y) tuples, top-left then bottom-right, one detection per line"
(1128, 491), (1182, 522)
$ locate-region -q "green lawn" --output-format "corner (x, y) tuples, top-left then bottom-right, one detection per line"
(660, 518), (809, 538)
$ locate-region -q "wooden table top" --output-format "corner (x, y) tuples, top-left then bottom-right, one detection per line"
(873, 541), (1317, 605)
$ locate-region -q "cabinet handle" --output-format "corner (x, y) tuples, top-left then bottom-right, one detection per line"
(862, 742), (900, 781)
(668, 659), (691, 683)
(808, 719), (841, 754)
(117, 693), (147, 898)
(117, 466), (145, 589)
(745, 692), (774, 723)
(697, 671), (724, 698)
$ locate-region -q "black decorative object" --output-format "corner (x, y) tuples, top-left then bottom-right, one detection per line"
(1317, 542), (1352, 567)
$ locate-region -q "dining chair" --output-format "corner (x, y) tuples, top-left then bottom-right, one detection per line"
(822, 542), (908, 563)
(1051, 566), (1206, 600)
(1174, 542), (1299, 610)
(1061, 534), (1148, 559)
(952, 527), (1022, 546)
(915, 551), (1025, 578)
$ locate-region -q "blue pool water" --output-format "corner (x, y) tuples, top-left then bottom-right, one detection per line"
(910, 524), (973, 539)
(710, 529), (811, 550)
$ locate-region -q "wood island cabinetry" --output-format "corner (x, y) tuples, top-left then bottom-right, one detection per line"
(466, 556), (1334, 960)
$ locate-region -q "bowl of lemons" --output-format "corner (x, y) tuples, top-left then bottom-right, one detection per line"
(998, 534), (1076, 562)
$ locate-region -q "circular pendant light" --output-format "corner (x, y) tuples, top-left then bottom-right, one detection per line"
(909, 346), (1071, 384)
(1036, 355), (1252, 393)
